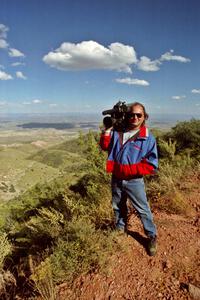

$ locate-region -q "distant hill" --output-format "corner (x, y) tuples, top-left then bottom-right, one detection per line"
(17, 122), (98, 130)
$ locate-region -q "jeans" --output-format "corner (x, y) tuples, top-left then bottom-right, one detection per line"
(111, 176), (157, 238)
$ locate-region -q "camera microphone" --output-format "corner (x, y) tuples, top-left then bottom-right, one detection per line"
(102, 108), (115, 116)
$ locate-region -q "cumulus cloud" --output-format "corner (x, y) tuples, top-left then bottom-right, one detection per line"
(12, 62), (25, 67)
(0, 70), (13, 80)
(43, 40), (191, 75)
(32, 99), (43, 104)
(137, 50), (191, 72)
(191, 89), (200, 94)
(0, 39), (9, 49)
(22, 99), (44, 105)
(172, 95), (186, 100)
(0, 24), (9, 49)
(0, 24), (26, 61)
(137, 56), (161, 71)
(43, 40), (137, 73)
(115, 77), (149, 86)
(160, 50), (190, 63)
(16, 71), (27, 80)
(0, 24), (9, 38)
(9, 48), (25, 57)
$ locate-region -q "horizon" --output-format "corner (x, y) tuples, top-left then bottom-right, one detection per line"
(0, 111), (198, 128)
(0, 0), (200, 116)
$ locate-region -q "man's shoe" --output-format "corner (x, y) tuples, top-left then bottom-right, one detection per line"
(147, 236), (157, 256)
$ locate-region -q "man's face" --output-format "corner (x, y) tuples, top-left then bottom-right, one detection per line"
(128, 105), (145, 129)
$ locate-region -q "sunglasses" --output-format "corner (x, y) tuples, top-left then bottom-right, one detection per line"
(128, 113), (143, 119)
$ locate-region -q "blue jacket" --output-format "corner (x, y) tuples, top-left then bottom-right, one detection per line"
(100, 126), (158, 179)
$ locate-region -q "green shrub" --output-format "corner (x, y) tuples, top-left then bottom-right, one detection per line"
(70, 172), (113, 228)
(165, 119), (200, 158)
(31, 257), (56, 300)
(49, 217), (115, 283)
(158, 138), (176, 160)
(147, 155), (198, 215)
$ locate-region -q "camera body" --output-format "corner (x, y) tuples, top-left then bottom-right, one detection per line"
(102, 101), (133, 131)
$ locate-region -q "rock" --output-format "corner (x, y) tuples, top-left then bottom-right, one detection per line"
(189, 283), (200, 299)
(162, 259), (172, 270)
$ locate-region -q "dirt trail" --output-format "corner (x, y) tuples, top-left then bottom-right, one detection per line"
(58, 183), (200, 300)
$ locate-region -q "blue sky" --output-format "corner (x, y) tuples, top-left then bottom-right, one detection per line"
(0, 0), (200, 116)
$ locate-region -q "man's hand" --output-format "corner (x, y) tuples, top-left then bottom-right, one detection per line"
(103, 116), (113, 130)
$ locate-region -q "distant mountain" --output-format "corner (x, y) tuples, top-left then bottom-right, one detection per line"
(17, 122), (98, 130)
(0, 112), (199, 131)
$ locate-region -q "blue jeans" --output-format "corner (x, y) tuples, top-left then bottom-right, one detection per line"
(111, 176), (157, 238)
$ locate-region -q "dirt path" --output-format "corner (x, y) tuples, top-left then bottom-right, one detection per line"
(58, 184), (200, 300)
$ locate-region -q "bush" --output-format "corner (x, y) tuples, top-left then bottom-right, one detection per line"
(31, 257), (56, 300)
(1, 131), (114, 297)
(146, 155), (198, 215)
(165, 119), (200, 158)
(158, 139), (176, 160)
(49, 218), (114, 283)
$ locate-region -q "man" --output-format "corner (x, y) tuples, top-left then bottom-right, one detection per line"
(100, 102), (158, 256)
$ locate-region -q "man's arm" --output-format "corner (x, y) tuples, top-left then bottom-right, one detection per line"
(99, 129), (112, 151)
(136, 136), (158, 175)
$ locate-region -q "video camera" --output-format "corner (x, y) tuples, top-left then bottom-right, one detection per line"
(102, 101), (133, 131)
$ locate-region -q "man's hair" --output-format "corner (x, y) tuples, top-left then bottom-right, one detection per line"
(131, 102), (149, 125)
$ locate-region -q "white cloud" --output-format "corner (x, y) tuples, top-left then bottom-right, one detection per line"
(16, 71), (27, 80)
(0, 70), (13, 80)
(49, 103), (58, 107)
(136, 49), (191, 73)
(172, 95), (186, 100)
(12, 62), (25, 67)
(43, 40), (191, 76)
(0, 24), (9, 39)
(0, 24), (9, 49)
(9, 48), (25, 57)
(137, 56), (161, 71)
(32, 99), (43, 104)
(0, 39), (9, 49)
(115, 77), (149, 86)
(43, 40), (137, 73)
(191, 89), (200, 94)
(160, 50), (190, 63)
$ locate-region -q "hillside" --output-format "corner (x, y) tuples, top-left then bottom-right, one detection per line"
(57, 173), (200, 300)
(0, 120), (199, 300)
(0, 128), (84, 201)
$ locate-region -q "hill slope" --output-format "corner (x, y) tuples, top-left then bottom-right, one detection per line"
(57, 175), (200, 300)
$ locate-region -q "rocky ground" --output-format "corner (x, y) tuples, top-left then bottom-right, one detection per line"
(57, 176), (200, 300)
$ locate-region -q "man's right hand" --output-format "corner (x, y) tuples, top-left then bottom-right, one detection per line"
(103, 116), (113, 130)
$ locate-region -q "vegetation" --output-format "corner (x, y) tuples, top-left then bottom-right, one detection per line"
(0, 130), (115, 299)
(0, 120), (199, 299)
(147, 119), (200, 214)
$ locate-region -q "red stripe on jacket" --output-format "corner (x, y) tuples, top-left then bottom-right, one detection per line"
(99, 126), (157, 179)
(106, 160), (154, 179)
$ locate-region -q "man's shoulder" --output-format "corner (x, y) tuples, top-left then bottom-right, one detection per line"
(139, 126), (156, 141)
